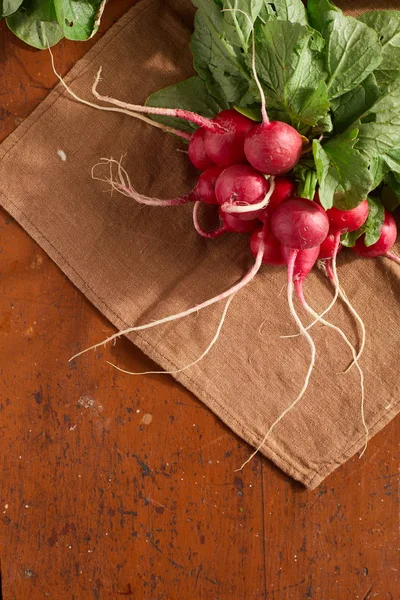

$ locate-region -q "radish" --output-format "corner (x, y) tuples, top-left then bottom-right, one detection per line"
(270, 198), (329, 249)
(326, 199), (369, 234)
(244, 121), (303, 175)
(224, 8), (303, 178)
(196, 166), (225, 205)
(250, 228), (285, 266)
(353, 210), (399, 262)
(318, 201), (369, 366)
(239, 200), (329, 470)
(258, 176), (297, 222)
(92, 159), (224, 208)
(215, 164), (271, 220)
(202, 109), (254, 167)
(188, 128), (215, 170)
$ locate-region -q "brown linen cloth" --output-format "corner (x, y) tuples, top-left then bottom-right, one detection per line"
(0, 0), (398, 489)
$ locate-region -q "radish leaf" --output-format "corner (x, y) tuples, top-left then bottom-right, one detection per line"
(6, 0), (63, 49)
(313, 129), (373, 210)
(0, 0), (23, 17)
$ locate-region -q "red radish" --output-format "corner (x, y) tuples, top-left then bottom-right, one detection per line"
(203, 109), (254, 167)
(353, 210), (398, 260)
(319, 233), (342, 260)
(271, 198), (329, 250)
(219, 208), (260, 233)
(215, 164), (270, 220)
(316, 201), (369, 372)
(326, 199), (369, 234)
(196, 166), (225, 205)
(92, 159), (224, 208)
(250, 228), (284, 265)
(258, 176), (297, 222)
(244, 121), (303, 175)
(188, 128), (215, 170)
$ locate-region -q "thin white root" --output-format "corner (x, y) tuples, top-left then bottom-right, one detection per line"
(280, 240), (342, 341)
(330, 251), (366, 374)
(237, 250), (316, 471)
(69, 244), (265, 362)
(92, 157), (193, 207)
(48, 49), (191, 140)
(299, 292), (368, 456)
(107, 294), (234, 376)
(221, 176), (275, 215)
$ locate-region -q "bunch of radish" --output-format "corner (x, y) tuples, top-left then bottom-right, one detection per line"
(53, 8), (400, 467)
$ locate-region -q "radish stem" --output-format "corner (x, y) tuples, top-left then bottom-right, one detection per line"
(222, 8), (269, 124)
(70, 243), (265, 362)
(48, 47), (192, 141)
(237, 249), (316, 471)
(92, 67), (221, 132)
(107, 294), (234, 376)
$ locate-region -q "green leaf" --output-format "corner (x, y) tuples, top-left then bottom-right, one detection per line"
(6, 0), (63, 49)
(331, 74), (380, 134)
(382, 176), (400, 211)
(250, 20), (329, 128)
(359, 11), (400, 86)
(341, 197), (385, 247)
(190, 0), (254, 105)
(356, 77), (400, 170)
(221, 0), (264, 52)
(0, 0), (23, 17)
(308, 0), (382, 100)
(234, 105), (262, 121)
(313, 129), (373, 210)
(54, 0), (106, 41)
(261, 0), (308, 25)
(307, 0), (339, 37)
(146, 76), (227, 134)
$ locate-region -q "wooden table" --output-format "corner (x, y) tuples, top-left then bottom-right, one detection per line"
(0, 2), (398, 598)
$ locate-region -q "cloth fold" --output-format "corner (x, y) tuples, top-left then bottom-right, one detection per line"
(0, 0), (398, 488)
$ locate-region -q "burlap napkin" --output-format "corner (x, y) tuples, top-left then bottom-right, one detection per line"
(0, 0), (398, 489)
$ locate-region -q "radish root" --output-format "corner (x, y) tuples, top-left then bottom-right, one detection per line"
(296, 283), (368, 456)
(107, 294), (234, 376)
(70, 244), (265, 362)
(237, 249), (316, 471)
(92, 157), (195, 207)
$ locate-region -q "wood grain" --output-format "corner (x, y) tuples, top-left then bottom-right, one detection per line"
(0, 1), (398, 598)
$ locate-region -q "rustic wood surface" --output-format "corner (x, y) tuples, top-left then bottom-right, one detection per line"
(0, 1), (398, 598)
